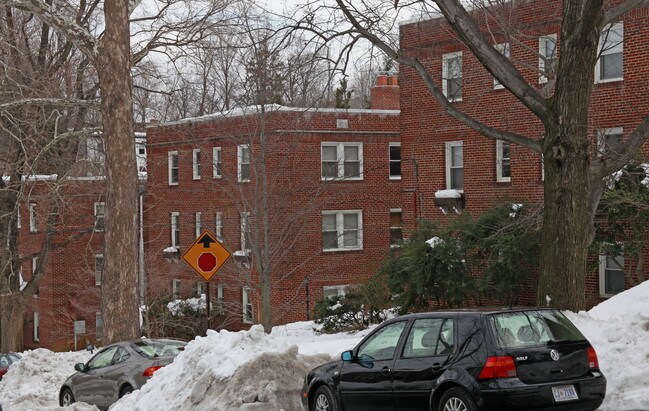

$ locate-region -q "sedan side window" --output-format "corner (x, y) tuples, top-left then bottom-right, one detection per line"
(357, 321), (407, 361)
(113, 347), (131, 365)
(403, 318), (455, 358)
(87, 347), (119, 370)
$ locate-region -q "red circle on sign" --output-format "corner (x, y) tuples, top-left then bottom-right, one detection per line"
(197, 252), (217, 272)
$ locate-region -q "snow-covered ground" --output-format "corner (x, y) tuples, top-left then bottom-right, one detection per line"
(1, 280), (648, 410)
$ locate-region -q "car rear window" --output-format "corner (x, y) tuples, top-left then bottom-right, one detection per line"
(131, 340), (186, 358)
(488, 310), (586, 348)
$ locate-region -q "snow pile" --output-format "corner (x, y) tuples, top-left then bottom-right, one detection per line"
(0, 348), (94, 410)
(167, 294), (207, 314)
(434, 189), (462, 198)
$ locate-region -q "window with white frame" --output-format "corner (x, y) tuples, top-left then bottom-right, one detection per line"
(442, 52), (463, 101)
(597, 127), (623, 157)
(539, 34), (557, 83)
(213, 147), (222, 178)
(217, 283), (224, 312)
(32, 256), (38, 277)
(192, 149), (201, 180)
(196, 282), (203, 297)
(29, 203), (38, 233)
(240, 212), (251, 251)
(238, 144), (250, 182)
(389, 143), (401, 179)
(323, 285), (348, 299)
(445, 141), (464, 191)
(541, 154), (545, 181)
(493, 43), (510, 89)
(195, 212), (202, 238)
(322, 210), (363, 251)
(168, 151), (179, 185)
(215, 212), (223, 240)
(390, 209), (403, 245)
(17, 205), (21, 229)
(94, 254), (103, 286)
(595, 23), (623, 83)
(242, 287), (253, 323)
(599, 253), (625, 296)
(94, 202), (105, 232)
(86, 136), (106, 174)
(321, 142), (363, 180)
(496, 140), (511, 182)
(33, 312), (40, 342)
(171, 212), (180, 248)
(172, 279), (181, 300)
(96, 311), (104, 341)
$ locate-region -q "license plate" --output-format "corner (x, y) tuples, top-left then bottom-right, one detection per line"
(552, 385), (578, 402)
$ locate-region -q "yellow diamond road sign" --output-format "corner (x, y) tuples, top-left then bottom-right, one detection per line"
(182, 230), (232, 281)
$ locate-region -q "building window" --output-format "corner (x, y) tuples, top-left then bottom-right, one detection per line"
(390, 209), (403, 245)
(595, 22), (623, 83)
(168, 151), (179, 185)
(322, 210), (363, 251)
(17, 205), (21, 229)
(442, 51), (463, 102)
(172, 279), (181, 300)
(240, 212), (251, 251)
(238, 144), (250, 182)
(171, 212), (180, 248)
(389, 143), (401, 179)
(323, 285), (348, 299)
(493, 43), (510, 89)
(29, 203), (38, 233)
(33, 312), (40, 342)
(242, 287), (253, 323)
(94, 202), (105, 232)
(192, 149), (201, 180)
(94, 254), (103, 286)
(217, 283), (224, 312)
(597, 127), (623, 157)
(215, 212), (223, 240)
(86, 136), (106, 174)
(213, 147), (222, 178)
(195, 212), (202, 238)
(321, 142), (363, 180)
(539, 34), (557, 83)
(96, 312), (104, 341)
(445, 141), (464, 191)
(496, 140), (511, 182)
(599, 254), (625, 297)
(196, 282), (203, 297)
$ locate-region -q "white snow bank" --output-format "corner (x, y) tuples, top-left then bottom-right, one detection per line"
(588, 279), (649, 321)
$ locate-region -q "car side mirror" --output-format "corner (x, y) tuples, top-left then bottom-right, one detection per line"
(74, 363), (87, 372)
(341, 350), (353, 362)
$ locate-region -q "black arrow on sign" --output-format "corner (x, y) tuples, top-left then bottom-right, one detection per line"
(198, 234), (215, 248)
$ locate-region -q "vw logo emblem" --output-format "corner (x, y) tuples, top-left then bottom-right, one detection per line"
(550, 349), (560, 361)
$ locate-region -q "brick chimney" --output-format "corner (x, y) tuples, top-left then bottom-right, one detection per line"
(370, 74), (400, 110)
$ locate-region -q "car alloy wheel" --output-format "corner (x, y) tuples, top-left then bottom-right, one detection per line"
(313, 385), (338, 411)
(61, 388), (75, 406)
(440, 387), (476, 411)
(443, 397), (468, 411)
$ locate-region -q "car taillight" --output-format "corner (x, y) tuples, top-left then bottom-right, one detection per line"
(587, 347), (599, 369)
(143, 366), (163, 377)
(478, 356), (517, 379)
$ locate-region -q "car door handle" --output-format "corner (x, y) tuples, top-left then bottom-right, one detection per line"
(381, 366), (391, 375)
(431, 363), (442, 371)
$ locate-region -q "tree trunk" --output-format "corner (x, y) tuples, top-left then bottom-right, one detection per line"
(0, 294), (25, 351)
(96, 0), (140, 343)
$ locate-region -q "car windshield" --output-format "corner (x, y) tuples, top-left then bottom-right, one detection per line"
(488, 310), (586, 348)
(131, 340), (186, 358)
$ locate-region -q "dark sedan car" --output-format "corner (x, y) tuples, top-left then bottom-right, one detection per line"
(59, 338), (186, 410)
(302, 308), (606, 411)
(0, 353), (21, 380)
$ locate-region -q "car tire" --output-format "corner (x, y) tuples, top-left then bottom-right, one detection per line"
(439, 387), (477, 411)
(312, 385), (339, 411)
(119, 385), (133, 398)
(60, 387), (75, 407)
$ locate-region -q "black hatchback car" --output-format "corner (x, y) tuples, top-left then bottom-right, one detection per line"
(302, 308), (606, 411)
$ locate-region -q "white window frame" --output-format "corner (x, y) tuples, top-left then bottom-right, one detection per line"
(29, 203), (37, 233)
(94, 254), (103, 286)
(33, 312), (40, 342)
(192, 148), (201, 180)
(389, 142), (401, 180)
(195, 212), (202, 238)
(595, 22), (624, 83)
(240, 211), (251, 251)
(539, 34), (557, 84)
(445, 141), (464, 192)
(17, 205), (21, 229)
(212, 147), (222, 179)
(217, 283), (224, 312)
(389, 208), (403, 245)
(196, 282), (203, 297)
(94, 202), (105, 232)
(171, 212), (180, 248)
(496, 140), (511, 182)
(442, 51), (463, 102)
(215, 212), (223, 240)
(95, 311), (103, 341)
(493, 43), (510, 89)
(323, 285), (349, 299)
(596, 127), (623, 157)
(599, 253), (625, 297)
(168, 151), (179, 186)
(242, 287), (253, 323)
(321, 142), (364, 181)
(237, 144), (250, 183)
(172, 279), (181, 300)
(322, 210), (363, 251)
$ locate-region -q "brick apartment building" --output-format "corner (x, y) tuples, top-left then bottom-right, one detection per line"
(144, 85), (401, 329)
(398, 0), (649, 308)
